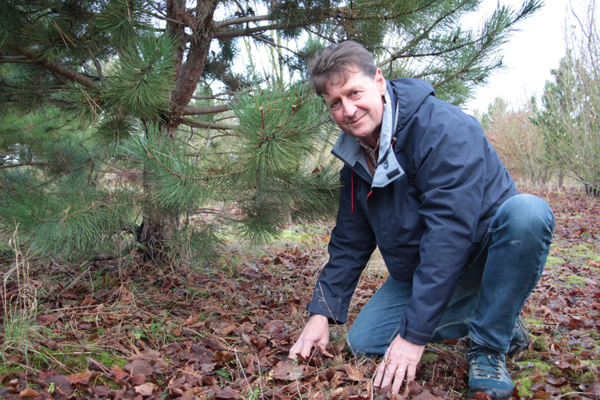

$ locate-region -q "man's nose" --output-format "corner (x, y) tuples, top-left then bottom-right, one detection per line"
(342, 100), (357, 118)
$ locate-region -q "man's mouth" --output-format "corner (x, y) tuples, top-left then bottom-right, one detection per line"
(347, 114), (365, 125)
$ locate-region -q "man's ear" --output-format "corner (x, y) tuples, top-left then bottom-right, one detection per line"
(375, 68), (386, 95)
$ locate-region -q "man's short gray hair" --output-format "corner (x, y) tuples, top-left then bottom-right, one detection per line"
(307, 41), (378, 96)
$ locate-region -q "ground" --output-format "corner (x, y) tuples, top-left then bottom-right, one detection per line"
(0, 188), (599, 400)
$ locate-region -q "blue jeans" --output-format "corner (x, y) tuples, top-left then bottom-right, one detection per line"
(346, 194), (555, 355)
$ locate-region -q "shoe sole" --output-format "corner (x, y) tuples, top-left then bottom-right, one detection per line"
(468, 386), (512, 400)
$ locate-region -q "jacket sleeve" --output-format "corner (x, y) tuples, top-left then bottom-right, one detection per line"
(398, 105), (495, 345)
(306, 166), (377, 324)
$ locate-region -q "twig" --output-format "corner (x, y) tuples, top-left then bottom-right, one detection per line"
(43, 348), (74, 373)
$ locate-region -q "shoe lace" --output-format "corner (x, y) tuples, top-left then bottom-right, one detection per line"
(469, 346), (504, 379)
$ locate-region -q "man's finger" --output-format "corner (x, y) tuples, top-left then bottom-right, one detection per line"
(405, 364), (417, 387)
(379, 361), (397, 391)
(391, 366), (406, 394)
(373, 359), (387, 387)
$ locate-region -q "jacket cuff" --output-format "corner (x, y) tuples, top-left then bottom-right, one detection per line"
(399, 320), (430, 345)
(305, 302), (346, 325)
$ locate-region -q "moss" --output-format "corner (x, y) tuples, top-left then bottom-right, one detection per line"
(545, 255), (565, 267)
(96, 353), (127, 369)
(565, 274), (590, 286)
(516, 378), (535, 397)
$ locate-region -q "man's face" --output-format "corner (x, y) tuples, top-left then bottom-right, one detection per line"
(323, 67), (386, 147)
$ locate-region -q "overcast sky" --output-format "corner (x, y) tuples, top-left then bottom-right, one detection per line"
(464, 0), (575, 114)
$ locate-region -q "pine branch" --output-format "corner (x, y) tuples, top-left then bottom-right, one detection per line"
(214, 14), (277, 29)
(0, 162), (49, 170)
(14, 45), (101, 91)
(378, 0), (469, 67)
(28, 161), (92, 190)
(251, 34), (307, 58)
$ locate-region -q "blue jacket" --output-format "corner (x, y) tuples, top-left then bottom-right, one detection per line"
(306, 78), (518, 345)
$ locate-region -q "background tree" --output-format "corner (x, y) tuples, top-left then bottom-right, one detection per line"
(535, 0), (600, 196)
(482, 97), (550, 186)
(0, 0), (543, 265)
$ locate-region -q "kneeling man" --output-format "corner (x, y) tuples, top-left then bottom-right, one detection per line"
(288, 41), (554, 400)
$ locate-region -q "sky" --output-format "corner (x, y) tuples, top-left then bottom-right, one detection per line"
(464, 0), (576, 114)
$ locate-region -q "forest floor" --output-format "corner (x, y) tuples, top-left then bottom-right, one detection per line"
(0, 187), (599, 400)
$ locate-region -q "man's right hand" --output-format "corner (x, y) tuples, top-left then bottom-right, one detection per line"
(288, 314), (329, 359)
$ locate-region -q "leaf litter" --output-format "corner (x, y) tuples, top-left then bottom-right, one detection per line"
(0, 188), (598, 399)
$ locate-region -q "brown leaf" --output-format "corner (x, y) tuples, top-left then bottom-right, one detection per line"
(93, 386), (115, 397)
(131, 374), (146, 385)
(37, 314), (59, 324)
(470, 392), (492, 400)
(67, 369), (93, 385)
(588, 382), (600, 395)
(62, 291), (78, 300)
(330, 387), (349, 400)
(215, 351), (235, 362)
(265, 320), (285, 333)
(200, 363), (217, 373)
(181, 389), (195, 400)
(272, 360), (305, 381)
(215, 386), (238, 399)
(184, 315), (201, 326)
(124, 359), (153, 376)
(134, 382), (157, 396)
(411, 389), (445, 400)
(343, 364), (366, 382)
(18, 387), (39, 398)
(533, 392), (552, 399)
(40, 340), (58, 350)
(554, 360), (574, 370)
(407, 380), (421, 397)
(111, 364), (129, 381)
(544, 376), (567, 386)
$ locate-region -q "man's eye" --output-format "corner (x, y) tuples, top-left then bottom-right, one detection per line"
(330, 101), (340, 110)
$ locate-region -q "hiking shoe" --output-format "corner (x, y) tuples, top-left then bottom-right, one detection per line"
(467, 344), (514, 400)
(507, 316), (530, 358)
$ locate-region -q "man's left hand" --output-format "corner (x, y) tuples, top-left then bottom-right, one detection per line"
(373, 335), (425, 394)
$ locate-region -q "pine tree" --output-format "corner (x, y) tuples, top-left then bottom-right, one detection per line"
(0, 0), (542, 265)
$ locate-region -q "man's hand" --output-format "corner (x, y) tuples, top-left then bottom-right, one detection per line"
(373, 335), (425, 394)
(288, 314), (329, 359)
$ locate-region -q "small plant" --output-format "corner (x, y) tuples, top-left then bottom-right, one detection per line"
(1, 227), (44, 367)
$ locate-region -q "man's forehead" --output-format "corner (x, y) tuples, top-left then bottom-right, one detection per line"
(323, 69), (370, 95)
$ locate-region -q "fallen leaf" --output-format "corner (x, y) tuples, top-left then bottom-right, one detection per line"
(131, 373), (146, 385)
(124, 359), (153, 376)
(272, 360), (305, 381)
(554, 360), (574, 370)
(411, 389), (445, 400)
(470, 392), (492, 400)
(215, 386), (238, 399)
(19, 387), (39, 398)
(111, 364), (129, 381)
(67, 369), (93, 385)
(407, 380), (421, 396)
(37, 314), (59, 324)
(134, 382), (157, 396)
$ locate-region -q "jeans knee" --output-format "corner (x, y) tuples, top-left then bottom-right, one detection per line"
(497, 194), (554, 239)
(346, 326), (366, 356)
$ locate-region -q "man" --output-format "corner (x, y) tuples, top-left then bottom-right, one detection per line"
(288, 41), (554, 400)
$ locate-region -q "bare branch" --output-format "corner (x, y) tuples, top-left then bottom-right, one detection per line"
(178, 118), (237, 131)
(214, 14), (276, 29)
(181, 104), (230, 116)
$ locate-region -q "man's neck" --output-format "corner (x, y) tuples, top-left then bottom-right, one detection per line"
(361, 131), (380, 149)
